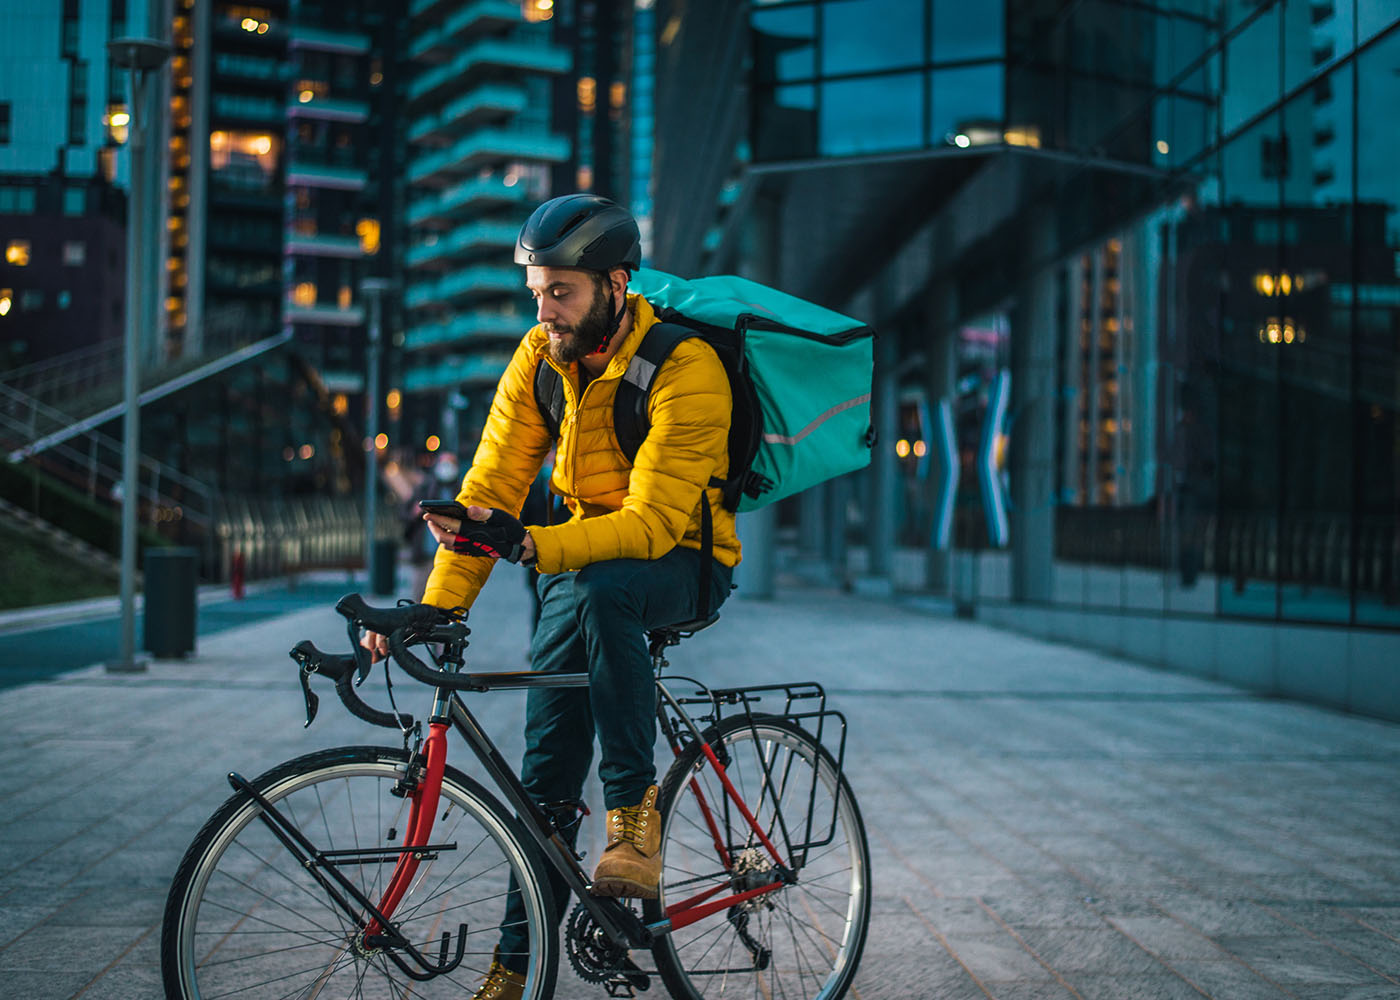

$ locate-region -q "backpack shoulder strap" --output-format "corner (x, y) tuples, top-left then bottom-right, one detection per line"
(614, 322), (695, 462)
(533, 358), (566, 441)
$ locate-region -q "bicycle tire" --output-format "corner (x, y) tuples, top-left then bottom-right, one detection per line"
(161, 745), (558, 999)
(646, 715), (871, 1000)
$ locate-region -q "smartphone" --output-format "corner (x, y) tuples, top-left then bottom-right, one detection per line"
(418, 498), (470, 521)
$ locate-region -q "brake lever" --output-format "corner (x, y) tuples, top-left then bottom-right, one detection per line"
(346, 617), (374, 686)
(298, 666), (320, 728)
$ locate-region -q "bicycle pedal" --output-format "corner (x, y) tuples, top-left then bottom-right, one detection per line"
(605, 976), (646, 998)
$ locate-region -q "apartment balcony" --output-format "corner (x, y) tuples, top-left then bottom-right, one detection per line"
(406, 265), (521, 310)
(408, 175), (529, 229)
(320, 371), (366, 393)
(408, 37), (571, 108)
(288, 25), (370, 55)
(288, 95), (370, 124)
(405, 354), (512, 392)
(285, 233), (365, 258)
(408, 84), (526, 146)
(409, 0), (521, 64)
(212, 92), (285, 125)
(409, 0), (454, 21)
(405, 219), (520, 269)
(404, 310), (524, 351)
(286, 162), (369, 191)
(285, 303), (367, 327)
(408, 127), (570, 187)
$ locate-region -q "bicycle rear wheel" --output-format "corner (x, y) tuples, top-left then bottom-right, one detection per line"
(647, 715), (870, 1000)
(162, 745), (558, 999)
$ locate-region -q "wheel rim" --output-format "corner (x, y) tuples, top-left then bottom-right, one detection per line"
(174, 757), (551, 999)
(656, 723), (868, 1000)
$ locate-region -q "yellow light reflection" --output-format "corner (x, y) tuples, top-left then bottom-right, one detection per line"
(425, 435), (441, 452)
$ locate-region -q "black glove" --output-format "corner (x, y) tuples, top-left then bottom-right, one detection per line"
(449, 508), (528, 563)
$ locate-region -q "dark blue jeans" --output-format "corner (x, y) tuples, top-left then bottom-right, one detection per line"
(497, 545), (733, 972)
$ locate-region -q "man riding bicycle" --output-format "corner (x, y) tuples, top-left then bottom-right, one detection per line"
(362, 194), (739, 997)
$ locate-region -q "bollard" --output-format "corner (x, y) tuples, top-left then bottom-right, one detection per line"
(231, 549), (246, 600)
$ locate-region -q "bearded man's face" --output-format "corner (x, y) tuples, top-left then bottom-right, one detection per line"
(526, 267), (615, 365)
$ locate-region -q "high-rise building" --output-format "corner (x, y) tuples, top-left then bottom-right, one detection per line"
(141, 0), (407, 497)
(0, 0), (162, 370)
(398, 0), (571, 453)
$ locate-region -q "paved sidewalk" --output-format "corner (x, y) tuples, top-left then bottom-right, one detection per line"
(0, 572), (1398, 999)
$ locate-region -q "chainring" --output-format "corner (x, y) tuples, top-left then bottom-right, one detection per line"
(565, 903), (631, 984)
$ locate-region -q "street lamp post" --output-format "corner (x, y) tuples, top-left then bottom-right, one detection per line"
(106, 36), (171, 674)
(361, 278), (393, 593)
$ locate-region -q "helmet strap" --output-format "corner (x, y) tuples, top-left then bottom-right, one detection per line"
(589, 281), (627, 356)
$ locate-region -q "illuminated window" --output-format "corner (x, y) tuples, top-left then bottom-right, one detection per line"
(522, 0), (554, 22)
(209, 130), (281, 190)
(337, 285), (352, 309)
(292, 282), (317, 306)
(356, 218), (380, 255)
(5, 240), (30, 266)
(62, 241), (85, 266)
(0, 289), (12, 316)
(577, 77), (597, 113)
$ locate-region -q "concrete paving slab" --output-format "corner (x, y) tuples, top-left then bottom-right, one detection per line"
(0, 573), (1396, 998)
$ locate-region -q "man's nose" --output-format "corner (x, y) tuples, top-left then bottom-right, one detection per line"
(536, 298), (556, 324)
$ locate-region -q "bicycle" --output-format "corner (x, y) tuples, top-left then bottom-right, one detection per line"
(161, 593), (871, 999)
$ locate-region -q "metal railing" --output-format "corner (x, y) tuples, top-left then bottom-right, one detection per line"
(0, 384), (214, 528)
(1053, 505), (1400, 603)
(0, 341), (126, 427)
(211, 495), (399, 583)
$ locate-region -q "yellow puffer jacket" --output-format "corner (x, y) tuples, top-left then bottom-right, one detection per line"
(422, 293), (741, 611)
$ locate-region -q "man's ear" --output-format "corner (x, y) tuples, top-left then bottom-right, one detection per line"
(608, 267), (629, 298)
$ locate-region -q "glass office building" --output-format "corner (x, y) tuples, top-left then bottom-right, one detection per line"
(657, 0), (1400, 718)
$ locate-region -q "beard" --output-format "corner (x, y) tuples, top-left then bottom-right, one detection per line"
(546, 281), (614, 365)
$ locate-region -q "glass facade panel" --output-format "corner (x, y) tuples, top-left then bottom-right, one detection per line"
(1221, 3), (1281, 136)
(930, 64), (1004, 145)
(820, 0), (924, 76)
(931, 2), (1004, 63)
(819, 72), (923, 156)
(753, 5), (816, 83)
(1354, 28), (1400, 625)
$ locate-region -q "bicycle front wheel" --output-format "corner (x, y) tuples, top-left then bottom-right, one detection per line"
(647, 715), (871, 1000)
(162, 745), (558, 999)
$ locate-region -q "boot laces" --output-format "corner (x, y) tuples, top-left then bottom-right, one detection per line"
(609, 804), (651, 849)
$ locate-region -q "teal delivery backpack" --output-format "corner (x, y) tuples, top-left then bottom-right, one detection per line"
(534, 268), (876, 513)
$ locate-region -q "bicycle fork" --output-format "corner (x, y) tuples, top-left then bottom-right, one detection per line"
(230, 693), (469, 982)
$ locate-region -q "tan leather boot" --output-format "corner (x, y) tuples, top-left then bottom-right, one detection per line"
(470, 946), (526, 1000)
(590, 784), (661, 899)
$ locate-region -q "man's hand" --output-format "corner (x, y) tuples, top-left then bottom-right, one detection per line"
(424, 505), (535, 564)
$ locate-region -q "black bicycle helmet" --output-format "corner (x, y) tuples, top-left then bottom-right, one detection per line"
(514, 194), (641, 272)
